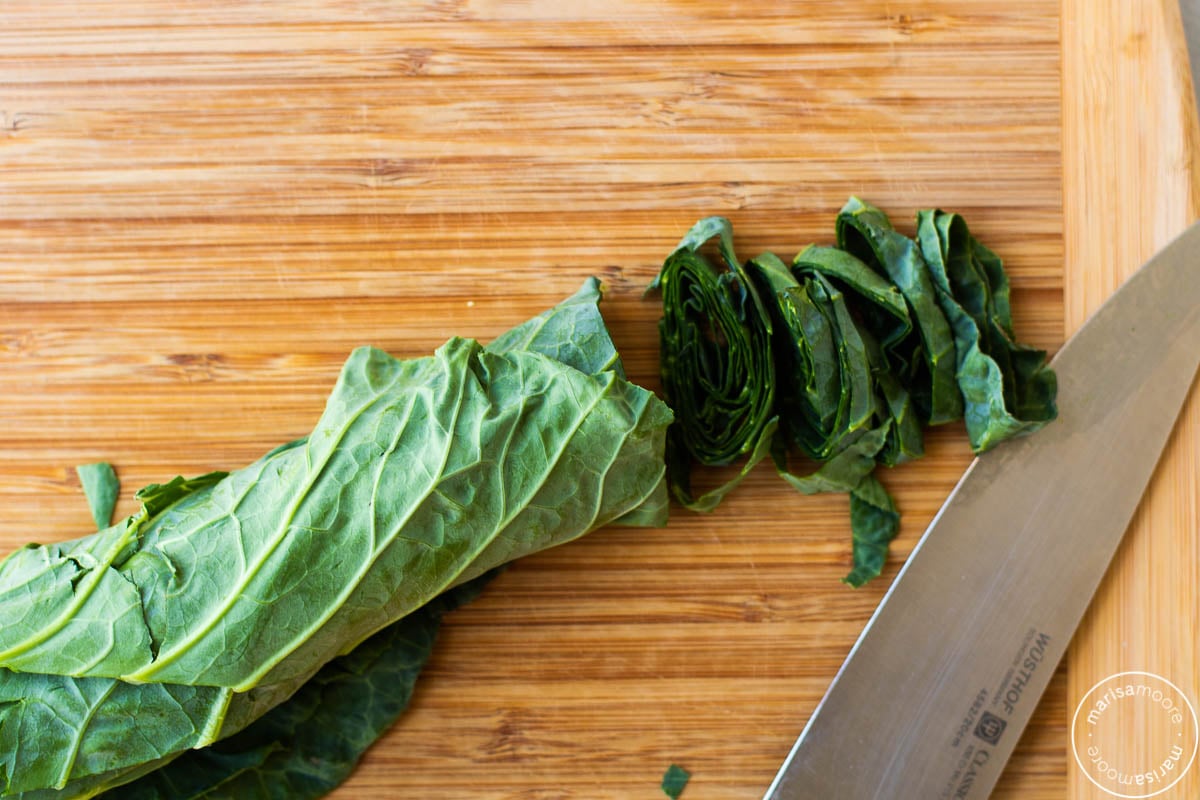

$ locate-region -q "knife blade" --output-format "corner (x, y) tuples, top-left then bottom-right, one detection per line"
(763, 186), (1200, 796)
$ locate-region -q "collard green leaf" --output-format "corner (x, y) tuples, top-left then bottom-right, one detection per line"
(915, 209), (1057, 452)
(92, 280), (624, 800)
(0, 279), (672, 798)
(135, 471), (229, 519)
(651, 216), (777, 512)
(770, 426), (888, 497)
(10, 757), (180, 800)
(836, 197), (962, 426)
(0, 670), (227, 795)
(747, 253), (885, 482)
(74, 462), (119, 531)
(490, 278), (671, 527)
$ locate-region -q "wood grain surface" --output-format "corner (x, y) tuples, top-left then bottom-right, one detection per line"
(0, 0), (1181, 797)
(1063, 1), (1200, 799)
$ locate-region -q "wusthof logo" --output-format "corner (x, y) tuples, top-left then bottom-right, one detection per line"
(974, 711), (1006, 746)
(1071, 671), (1199, 798)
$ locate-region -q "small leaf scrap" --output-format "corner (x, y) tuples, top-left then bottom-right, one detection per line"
(661, 763), (691, 799)
(75, 462), (119, 531)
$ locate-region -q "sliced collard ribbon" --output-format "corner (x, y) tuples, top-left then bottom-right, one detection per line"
(749, 251), (883, 464)
(836, 197), (962, 426)
(916, 209), (1057, 452)
(649, 216), (778, 512)
(843, 474), (902, 588)
(789, 245), (924, 467)
(745, 251), (902, 586)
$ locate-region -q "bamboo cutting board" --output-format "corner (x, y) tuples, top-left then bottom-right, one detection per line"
(1063, 1), (1200, 799)
(0, 1), (1192, 797)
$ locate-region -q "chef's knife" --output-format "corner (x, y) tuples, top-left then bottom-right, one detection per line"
(763, 10), (1200, 800)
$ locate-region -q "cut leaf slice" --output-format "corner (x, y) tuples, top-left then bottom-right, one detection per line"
(75, 463), (119, 531)
(650, 216), (777, 512)
(836, 197), (962, 426)
(916, 209), (1058, 452)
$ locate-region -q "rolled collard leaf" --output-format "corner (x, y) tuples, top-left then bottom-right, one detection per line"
(915, 209), (1058, 452)
(106, 280), (651, 800)
(0, 279), (672, 798)
(836, 197), (962, 426)
(650, 216), (777, 512)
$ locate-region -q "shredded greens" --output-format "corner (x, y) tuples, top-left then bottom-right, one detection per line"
(651, 198), (1056, 586)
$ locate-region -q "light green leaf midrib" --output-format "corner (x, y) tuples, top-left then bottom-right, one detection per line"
(0, 518), (143, 668)
(125, 378), (396, 685)
(241, 364), (468, 689)
(54, 681), (118, 790)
